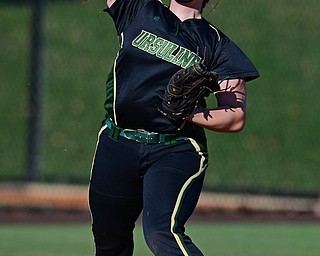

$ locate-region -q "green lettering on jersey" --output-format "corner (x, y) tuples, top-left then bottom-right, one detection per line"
(148, 37), (164, 55)
(176, 50), (201, 68)
(171, 47), (186, 64)
(155, 41), (169, 58)
(163, 44), (179, 62)
(132, 30), (149, 47)
(132, 30), (201, 68)
(139, 33), (157, 51)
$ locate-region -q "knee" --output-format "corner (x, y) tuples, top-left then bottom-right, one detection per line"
(144, 227), (163, 254)
(93, 231), (133, 255)
(143, 224), (173, 254)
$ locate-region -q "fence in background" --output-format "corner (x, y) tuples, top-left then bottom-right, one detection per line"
(1, 0), (319, 211)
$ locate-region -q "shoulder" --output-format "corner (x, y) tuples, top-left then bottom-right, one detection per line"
(199, 19), (222, 39)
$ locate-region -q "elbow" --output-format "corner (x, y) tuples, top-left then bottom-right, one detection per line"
(229, 112), (246, 133)
(230, 119), (246, 132)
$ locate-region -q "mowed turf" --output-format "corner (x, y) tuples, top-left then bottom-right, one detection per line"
(0, 222), (319, 256)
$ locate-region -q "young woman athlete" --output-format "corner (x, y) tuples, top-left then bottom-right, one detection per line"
(88, 0), (259, 255)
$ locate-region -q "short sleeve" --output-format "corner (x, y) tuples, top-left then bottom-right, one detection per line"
(105, 0), (152, 35)
(212, 34), (260, 82)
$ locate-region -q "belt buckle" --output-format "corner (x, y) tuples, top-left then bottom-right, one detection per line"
(136, 129), (158, 144)
(122, 129), (136, 141)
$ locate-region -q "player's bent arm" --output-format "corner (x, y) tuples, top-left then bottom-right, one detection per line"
(187, 78), (247, 133)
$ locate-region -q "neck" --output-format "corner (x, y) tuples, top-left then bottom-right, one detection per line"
(170, 0), (203, 21)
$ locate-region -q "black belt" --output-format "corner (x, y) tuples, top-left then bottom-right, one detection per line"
(105, 118), (185, 144)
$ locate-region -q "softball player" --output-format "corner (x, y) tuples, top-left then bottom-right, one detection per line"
(88, 0), (259, 255)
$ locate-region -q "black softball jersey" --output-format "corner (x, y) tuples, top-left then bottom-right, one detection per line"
(103, 0), (259, 137)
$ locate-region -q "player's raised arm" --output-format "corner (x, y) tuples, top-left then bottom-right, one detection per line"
(106, 0), (117, 8)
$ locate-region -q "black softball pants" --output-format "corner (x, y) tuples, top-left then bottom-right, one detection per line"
(89, 125), (208, 256)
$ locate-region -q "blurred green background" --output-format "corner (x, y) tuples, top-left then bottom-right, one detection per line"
(1, 0), (319, 197)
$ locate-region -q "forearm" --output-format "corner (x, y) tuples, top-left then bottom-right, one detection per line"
(187, 78), (247, 133)
(187, 106), (246, 133)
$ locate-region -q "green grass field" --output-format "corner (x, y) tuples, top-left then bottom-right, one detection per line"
(1, 222), (319, 256)
(1, 1), (320, 196)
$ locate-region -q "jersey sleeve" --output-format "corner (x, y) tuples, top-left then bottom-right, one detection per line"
(105, 0), (152, 35)
(212, 33), (260, 82)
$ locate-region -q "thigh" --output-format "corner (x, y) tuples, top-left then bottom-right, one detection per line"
(89, 187), (143, 238)
(89, 126), (143, 197)
(142, 145), (206, 255)
(143, 146), (206, 228)
(89, 126), (144, 237)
